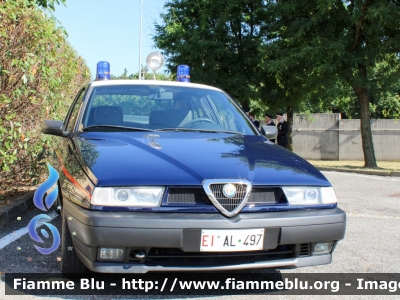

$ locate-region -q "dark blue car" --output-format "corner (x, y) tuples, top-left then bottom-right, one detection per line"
(42, 79), (346, 273)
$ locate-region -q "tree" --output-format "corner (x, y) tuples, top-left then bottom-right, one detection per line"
(153, 0), (400, 160)
(111, 69), (172, 81)
(153, 0), (268, 103)
(264, 0), (400, 168)
(0, 0), (90, 187)
(27, 0), (66, 10)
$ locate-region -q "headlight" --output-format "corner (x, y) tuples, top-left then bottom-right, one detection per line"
(91, 187), (164, 207)
(282, 187), (337, 205)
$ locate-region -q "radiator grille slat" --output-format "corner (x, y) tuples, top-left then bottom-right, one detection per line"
(167, 188), (210, 205)
(248, 189), (277, 204)
(209, 183), (247, 212)
(299, 243), (310, 257)
(167, 187), (279, 207)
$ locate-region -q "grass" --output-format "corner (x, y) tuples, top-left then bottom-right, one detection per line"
(307, 160), (400, 171)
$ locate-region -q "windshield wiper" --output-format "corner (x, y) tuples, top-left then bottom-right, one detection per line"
(158, 128), (243, 135)
(82, 125), (156, 132)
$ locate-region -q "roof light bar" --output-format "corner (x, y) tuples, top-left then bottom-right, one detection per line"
(96, 61), (110, 81)
(177, 65), (190, 82)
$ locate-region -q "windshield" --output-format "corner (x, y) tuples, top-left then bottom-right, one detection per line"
(81, 84), (256, 135)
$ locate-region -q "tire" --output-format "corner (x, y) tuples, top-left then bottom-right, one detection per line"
(61, 211), (90, 273)
(55, 182), (63, 215)
(55, 194), (62, 215)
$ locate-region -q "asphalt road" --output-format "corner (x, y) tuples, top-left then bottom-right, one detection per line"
(1, 171), (399, 299)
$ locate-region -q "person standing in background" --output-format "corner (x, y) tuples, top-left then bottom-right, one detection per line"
(264, 113), (276, 143)
(249, 112), (260, 130)
(242, 106), (260, 130)
(276, 112), (288, 148)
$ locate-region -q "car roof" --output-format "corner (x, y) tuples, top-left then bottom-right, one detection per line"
(90, 80), (223, 92)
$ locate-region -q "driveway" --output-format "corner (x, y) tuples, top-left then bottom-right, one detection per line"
(1, 171), (399, 299)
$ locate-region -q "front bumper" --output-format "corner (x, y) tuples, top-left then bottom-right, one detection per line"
(64, 200), (346, 273)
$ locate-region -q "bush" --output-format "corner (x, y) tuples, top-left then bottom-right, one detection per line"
(0, 0), (91, 189)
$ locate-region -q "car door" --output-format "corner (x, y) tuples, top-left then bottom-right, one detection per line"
(58, 87), (89, 205)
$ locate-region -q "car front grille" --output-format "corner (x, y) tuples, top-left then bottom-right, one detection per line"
(129, 245), (296, 265)
(166, 187), (282, 206)
(299, 243), (311, 257)
(247, 188), (277, 205)
(209, 183), (248, 212)
(167, 188), (211, 205)
(103, 244), (310, 266)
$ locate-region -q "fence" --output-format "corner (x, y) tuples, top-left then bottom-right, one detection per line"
(291, 113), (400, 161)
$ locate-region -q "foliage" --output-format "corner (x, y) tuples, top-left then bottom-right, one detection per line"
(153, 0), (268, 104)
(111, 68), (172, 81)
(262, 0), (400, 167)
(153, 0), (400, 167)
(33, 0), (66, 10)
(0, 0), (90, 188)
(154, 0), (400, 116)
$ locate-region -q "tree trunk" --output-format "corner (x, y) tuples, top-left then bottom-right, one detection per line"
(352, 85), (378, 168)
(286, 106), (293, 151)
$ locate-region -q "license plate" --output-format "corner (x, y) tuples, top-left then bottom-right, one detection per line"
(200, 229), (264, 252)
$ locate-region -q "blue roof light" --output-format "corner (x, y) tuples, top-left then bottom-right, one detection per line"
(177, 65), (190, 82)
(96, 61), (110, 80)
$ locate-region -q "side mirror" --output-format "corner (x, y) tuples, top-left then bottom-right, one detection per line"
(41, 120), (69, 137)
(261, 125), (278, 140)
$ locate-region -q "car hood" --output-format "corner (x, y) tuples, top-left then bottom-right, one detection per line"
(73, 132), (329, 187)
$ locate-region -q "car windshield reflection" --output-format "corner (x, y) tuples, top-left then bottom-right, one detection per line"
(81, 85), (255, 134)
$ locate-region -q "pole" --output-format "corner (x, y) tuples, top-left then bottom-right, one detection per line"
(139, 0), (144, 80)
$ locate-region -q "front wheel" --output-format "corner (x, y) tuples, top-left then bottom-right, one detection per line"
(55, 194), (62, 215)
(54, 182), (63, 215)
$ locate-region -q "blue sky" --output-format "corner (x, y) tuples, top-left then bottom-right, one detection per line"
(53, 0), (168, 79)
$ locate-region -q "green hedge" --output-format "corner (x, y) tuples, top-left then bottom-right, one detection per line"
(0, 0), (91, 188)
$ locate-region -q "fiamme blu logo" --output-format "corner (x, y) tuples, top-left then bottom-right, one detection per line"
(28, 163), (60, 254)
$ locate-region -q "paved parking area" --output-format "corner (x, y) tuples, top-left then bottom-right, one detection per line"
(309, 171), (400, 273)
(1, 171), (399, 299)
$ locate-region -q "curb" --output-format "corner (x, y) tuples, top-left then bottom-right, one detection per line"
(0, 192), (34, 229)
(317, 167), (400, 177)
